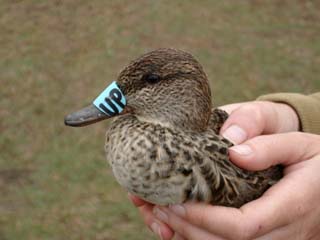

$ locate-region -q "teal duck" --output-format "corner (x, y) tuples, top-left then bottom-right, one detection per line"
(65, 48), (282, 208)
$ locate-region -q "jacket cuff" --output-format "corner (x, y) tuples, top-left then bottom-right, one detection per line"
(257, 93), (320, 134)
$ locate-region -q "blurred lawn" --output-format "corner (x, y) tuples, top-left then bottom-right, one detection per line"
(1, 0), (320, 239)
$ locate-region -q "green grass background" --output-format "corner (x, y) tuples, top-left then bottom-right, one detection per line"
(1, 1), (319, 239)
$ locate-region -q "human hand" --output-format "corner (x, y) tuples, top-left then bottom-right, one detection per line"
(129, 101), (306, 239)
(219, 100), (300, 144)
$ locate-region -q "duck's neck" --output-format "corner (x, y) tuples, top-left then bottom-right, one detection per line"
(135, 114), (208, 132)
(136, 115), (173, 129)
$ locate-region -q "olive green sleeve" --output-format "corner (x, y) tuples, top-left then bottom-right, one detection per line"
(257, 92), (320, 135)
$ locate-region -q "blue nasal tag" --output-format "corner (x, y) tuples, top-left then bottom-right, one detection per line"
(93, 81), (126, 116)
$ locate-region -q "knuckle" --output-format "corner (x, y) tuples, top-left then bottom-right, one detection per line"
(240, 103), (265, 127)
(232, 219), (259, 240)
(251, 103), (267, 125)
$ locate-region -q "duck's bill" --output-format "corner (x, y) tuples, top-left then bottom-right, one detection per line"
(64, 104), (110, 127)
(64, 81), (127, 127)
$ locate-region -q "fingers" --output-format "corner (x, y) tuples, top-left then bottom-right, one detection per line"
(218, 102), (246, 114)
(157, 203), (245, 240)
(153, 154), (320, 240)
(128, 194), (174, 239)
(153, 206), (224, 240)
(148, 133), (320, 239)
(128, 193), (149, 207)
(220, 101), (299, 144)
(154, 165), (318, 240)
(139, 204), (174, 240)
(229, 132), (320, 170)
(255, 224), (299, 240)
(243, 160), (320, 239)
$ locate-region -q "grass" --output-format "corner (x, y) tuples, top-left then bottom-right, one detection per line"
(1, 0), (319, 239)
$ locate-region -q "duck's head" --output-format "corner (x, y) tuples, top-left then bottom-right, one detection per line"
(65, 48), (212, 131)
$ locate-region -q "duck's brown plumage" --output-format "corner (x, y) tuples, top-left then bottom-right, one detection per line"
(66, 48), (283, 207)
(105, 49), (283, 207)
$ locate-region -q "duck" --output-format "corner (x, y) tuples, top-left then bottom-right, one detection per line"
(64, 48), (282, 208)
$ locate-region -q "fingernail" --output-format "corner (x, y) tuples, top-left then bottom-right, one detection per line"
(151, 222), (163, 240)
(153, 207), (168, 222)
(230, 144), (253, 155)
(222, 125), (247, 144)
(169, 204), (186, 217)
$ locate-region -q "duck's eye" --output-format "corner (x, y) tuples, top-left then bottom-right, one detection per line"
(143, 73), (161, 84)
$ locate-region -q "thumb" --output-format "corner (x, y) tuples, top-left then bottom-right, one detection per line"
(229, 132), (320, 171)
(220, 101), (299, 144)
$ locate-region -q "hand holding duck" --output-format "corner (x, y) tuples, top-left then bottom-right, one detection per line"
(134, 101), (320, 240)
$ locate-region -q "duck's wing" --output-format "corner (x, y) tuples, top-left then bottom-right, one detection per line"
(208, 108), (229, 134)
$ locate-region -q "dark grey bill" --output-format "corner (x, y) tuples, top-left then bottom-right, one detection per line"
(64, 104), (109, 127)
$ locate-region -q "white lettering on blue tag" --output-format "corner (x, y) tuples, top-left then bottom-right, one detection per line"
(93, 81), (126, 116)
